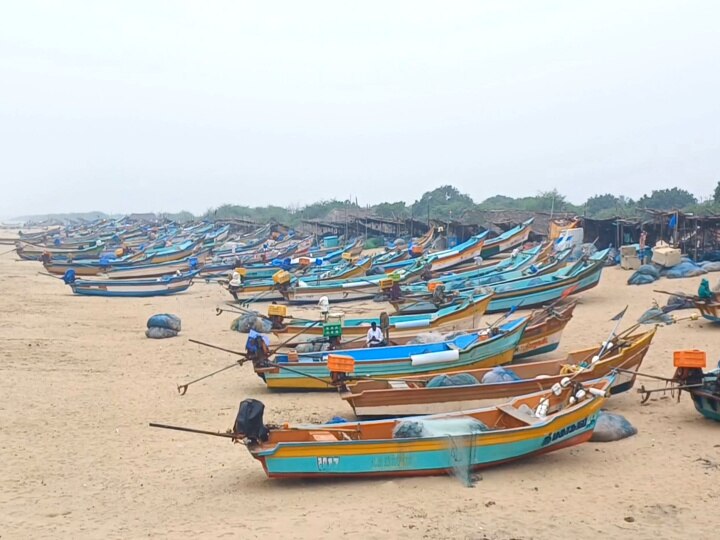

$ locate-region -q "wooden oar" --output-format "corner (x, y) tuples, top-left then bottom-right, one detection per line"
(149, 423), (240, 439)
(653, 289), (697, 300)
(178, 321), (323, 394)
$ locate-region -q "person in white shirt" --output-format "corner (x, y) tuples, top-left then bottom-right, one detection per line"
(366, 321), (386, 348)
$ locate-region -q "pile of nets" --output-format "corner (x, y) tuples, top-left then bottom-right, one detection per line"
(627, 264), (661, 285)
(481, 366), (521, 384)
(426, 373), (479, 388)
(699, 261), (720, 273)
(294, 338), (331, 353)
(665, 293), (695, 311)
(590, 411), (637, 442)
(407, 331), (450, 344)
(637, 307), (674, 325)
(146, 313), (181, 339)
(393, 417), (490, 439)
(231, 312), (273, 333)
(662, 259), (706, 279)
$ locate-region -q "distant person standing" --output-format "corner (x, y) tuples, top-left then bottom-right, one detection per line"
(639, 230), (648, 264)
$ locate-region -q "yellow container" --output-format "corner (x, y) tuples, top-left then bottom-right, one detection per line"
(268, 304), (288, 318)
(379, 279), (393, 290)
(273, 270), (292, 285)
(673, 350), (706, 369)
(342, 252), (353, 261)
(327, 354), (355, 373)
(234, 267), (247, 276)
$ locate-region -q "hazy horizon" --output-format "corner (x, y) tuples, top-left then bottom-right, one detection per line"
(1, 1), (718, 220)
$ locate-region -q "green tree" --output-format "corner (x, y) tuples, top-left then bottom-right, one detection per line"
(583, 194), (618, 216)
(714, 181), (720, 203)
(637, 188), (697, 210)
(373, 201), (408, 219)
(410, 185), (476, 220)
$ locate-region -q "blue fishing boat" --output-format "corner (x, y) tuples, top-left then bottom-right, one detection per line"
(65, 270), (197, 297)
(479, 251), (608, 313)
(259, 317), (528, 389)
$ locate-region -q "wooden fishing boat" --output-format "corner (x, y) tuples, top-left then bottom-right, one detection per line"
(513, 300), (577, 359)
(425, 232), (488, 272)
(687, 368), (720, 421)
(482, 251), (607, 313)
(480, 218), (533, 258)
(67, 271), (196, 297)
(228, 259), (425, 304)
(146, 239), (203, 264)
(340, 328), (654, 417)
(657, 350), (720, 422)
(219, 376), (613, 479)
(692, 298), (720, 323)
(275, 293), (493, 340)
(256, 317), (528, 389)
(16, 241), (106, 261)
(393, 248), (571, 314)
(104, 252), (209, 279)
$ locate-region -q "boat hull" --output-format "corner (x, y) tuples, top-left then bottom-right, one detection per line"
(253, 401), (602, 479)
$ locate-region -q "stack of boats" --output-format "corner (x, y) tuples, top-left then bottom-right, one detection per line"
(137, 217), (669, 481)
(15, 216), (714, 480)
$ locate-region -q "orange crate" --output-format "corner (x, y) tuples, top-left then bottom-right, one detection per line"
(272, 270), (291, 284)
(411, 245), (424, 255)
(327, 354), (355, 373)
(268, 304), (288, 317)
(673, 349), (706, 369)
(427, 281), (441, 292)
(379, 279), (393, 290)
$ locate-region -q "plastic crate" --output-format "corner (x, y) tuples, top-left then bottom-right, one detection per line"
(327, 354), (355, 373)
(272, 270), (291, 285)
(268, 304), (288, 317)
(323, 323), (343, 338)
(673, 350), (706, 369)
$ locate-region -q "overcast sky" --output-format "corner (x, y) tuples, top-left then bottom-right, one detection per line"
(1, 1), (718, 219)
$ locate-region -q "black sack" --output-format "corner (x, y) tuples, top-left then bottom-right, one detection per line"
(234, 399), (269, 442)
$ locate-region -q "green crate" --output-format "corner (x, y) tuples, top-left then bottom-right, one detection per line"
(323, 323), (343, 337)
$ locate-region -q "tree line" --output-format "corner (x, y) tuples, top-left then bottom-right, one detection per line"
(196, 182), (719, 225)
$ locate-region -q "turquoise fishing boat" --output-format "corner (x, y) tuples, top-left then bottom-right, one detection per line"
(481, 251), (608, 313)
(256, 316), (528, 389)
(154, 376), (611, 480)
(689, 368), (720, 421)
(65, 270), (197, 297)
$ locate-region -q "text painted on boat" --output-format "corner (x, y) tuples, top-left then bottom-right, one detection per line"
(541, 418), (588, 446)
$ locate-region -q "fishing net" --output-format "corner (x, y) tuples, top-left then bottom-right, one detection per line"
(481, 366), (521, 384)
(145, 327), (178, 339)
(146, 313), (182, 332)
(663, 261), (706, 279)
(426, 373), (479, 388)
(590, 411), (637, 442)
(231, 312), (273, 333)
(637, 308), (674, 325)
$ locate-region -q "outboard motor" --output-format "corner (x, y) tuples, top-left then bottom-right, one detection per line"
(234, 399), (269, 443)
